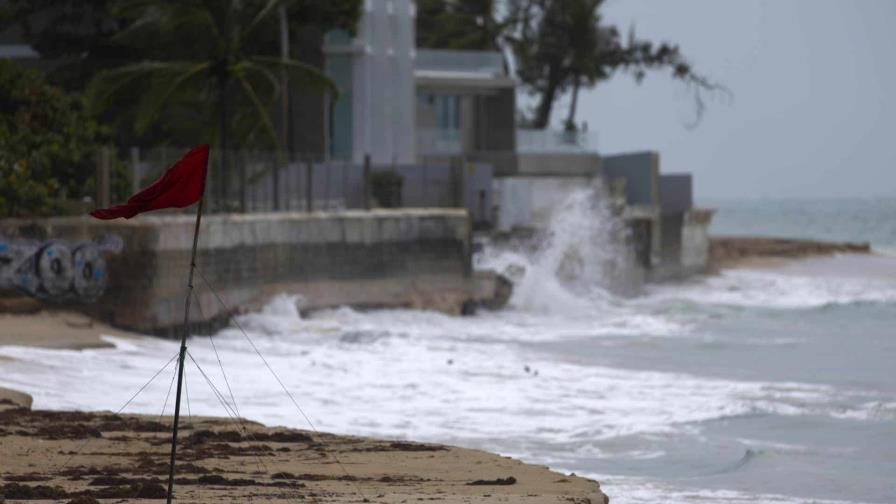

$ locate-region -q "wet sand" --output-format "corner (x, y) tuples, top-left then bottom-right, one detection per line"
(0, 307), (140, 408)
(0, 308), (140, 350)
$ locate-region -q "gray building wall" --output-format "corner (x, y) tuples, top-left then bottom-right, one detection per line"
(472, 152), (601, 177)
(659, 174), (693, 215)
(657, 173), (692, 271)
(650, 171), (714, 281)
(601, 151), (660, 207)
(681, 209), (714, 275)
(414, 49), (516, 160)
(493, 177), (600, 231)
(601, 152), (662, 269)
(659, 213), (684, 264)
(477, 88), (516, 152)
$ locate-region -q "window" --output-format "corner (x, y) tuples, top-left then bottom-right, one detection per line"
(435, 95), (460, 130)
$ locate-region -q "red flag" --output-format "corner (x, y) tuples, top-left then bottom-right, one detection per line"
(90, 145), (209, 220)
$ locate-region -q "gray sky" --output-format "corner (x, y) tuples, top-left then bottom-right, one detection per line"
(553, 0), (896, 200)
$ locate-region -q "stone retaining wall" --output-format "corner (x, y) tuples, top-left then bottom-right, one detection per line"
(0, 210), (475, 334)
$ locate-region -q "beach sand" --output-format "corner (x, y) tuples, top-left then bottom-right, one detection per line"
(0, 407), (607, 503)
(0, 308), (140, 350)
(0, 306), (140, 409)
(0, 307), (608, 504)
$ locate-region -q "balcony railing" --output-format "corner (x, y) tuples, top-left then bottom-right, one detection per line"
(416, 128), (463, 156)
(516, 129), (597, 154)
(415, 49), (505, 77)
(415, 127), (598, 156)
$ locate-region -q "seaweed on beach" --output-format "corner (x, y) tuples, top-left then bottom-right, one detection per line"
(190, 429), (244, 444)
(176, 474), (256, 486)
(377, 475), (429, 483)
(354, 441), (447, 452)
(164, 474), (307, 488)
(134, 456), (211, 475)
(95, 416), (169, 433)
(287, 473), (360, 482)
(189, 429), (313, 444)
(58, 465), (120, 479)
(66, 497), (100, 504)
(35, 423), (102, 440)
(467, 476), (517, 486)
(254, 431), (314, 443)
(2, 473), (50, 482)
(0, 409), (167, 439)
(87, 481), (167, 499)
(0, 482), (69, 499)
(181, 442), (276, 460)
(0, 409), (30, 426)
(88, 475), (160, 487)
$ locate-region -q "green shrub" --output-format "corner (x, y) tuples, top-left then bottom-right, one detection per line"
(0, 59), (119, 217)
(371, 171), (404, 208)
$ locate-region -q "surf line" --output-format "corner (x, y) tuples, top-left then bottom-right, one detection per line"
(193, 267), (368, 501)
(50, 351), (181, 475)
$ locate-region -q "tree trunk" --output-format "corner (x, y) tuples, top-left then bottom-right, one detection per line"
(218, 80), (229, 212)
(533, 85), (557, 129)
(533, 63), (562, 129)
(275, 3), (289, 211)
(565, 75), (580, 131)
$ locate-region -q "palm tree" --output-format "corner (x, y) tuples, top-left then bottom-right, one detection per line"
(87, 0), (337, 210)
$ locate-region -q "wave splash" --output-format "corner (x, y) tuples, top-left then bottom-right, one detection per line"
(477, 181), (642, 315)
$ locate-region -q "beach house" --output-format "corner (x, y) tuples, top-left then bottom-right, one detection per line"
(311, 0), (714, 280)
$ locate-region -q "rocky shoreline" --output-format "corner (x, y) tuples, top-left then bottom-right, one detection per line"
(709, 235), (871, 269)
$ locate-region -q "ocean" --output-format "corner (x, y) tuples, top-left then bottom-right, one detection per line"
(2, 197), (895, 503)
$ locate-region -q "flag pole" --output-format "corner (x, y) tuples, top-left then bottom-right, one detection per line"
(165, 190), (206, 504)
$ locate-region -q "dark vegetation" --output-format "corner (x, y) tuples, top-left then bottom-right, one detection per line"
(371, 171), (404, 208)
(0, 0), (362, 216)
(0, 60), (128, 216)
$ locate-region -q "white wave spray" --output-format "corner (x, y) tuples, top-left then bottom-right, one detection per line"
(477, 179), (642, 313)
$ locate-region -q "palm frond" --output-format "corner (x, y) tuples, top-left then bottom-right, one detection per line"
(112, 0), (225, 55)
(133, 62), (210, 133)
(86, 61), (202, 114)
(232, 64), (281, 151)
(249, 56), (338, 99)
(236, 60), (282, 101)
(239, 0), (281, 48)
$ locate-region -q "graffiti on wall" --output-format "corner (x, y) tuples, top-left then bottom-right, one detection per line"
(0, 235), (122, 303)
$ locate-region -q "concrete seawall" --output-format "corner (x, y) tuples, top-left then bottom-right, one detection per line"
(0, 210), (478, 334)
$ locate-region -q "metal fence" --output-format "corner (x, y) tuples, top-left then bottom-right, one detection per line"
(110, 147), (494, 225)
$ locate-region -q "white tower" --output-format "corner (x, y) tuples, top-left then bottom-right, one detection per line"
(324, 0), (416, 165)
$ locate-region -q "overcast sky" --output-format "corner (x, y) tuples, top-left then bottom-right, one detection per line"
(552, 0), (896, 200)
